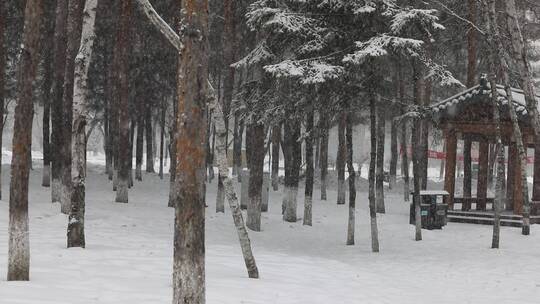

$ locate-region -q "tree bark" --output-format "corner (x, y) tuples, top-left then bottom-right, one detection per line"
(271, 125), (280, 191)
(282, 117), (301, 222)
(368, 95), (380, 252)
(172, 1), (209, 302)
(40, 1), (55, 189)
(68, 0), (98, 249)
(412, 118), (422, 241)
(303, 109), (314, 226)
(484, 0), (531, 235)
(159, 98), (166, 179)
(401, 122), (410, 201)
(60, 0), (85, 214)
(247, 124), (264, 231)
(7, 0), (42, 281)
(211, 85), (259, 279)
(233, 117), (244, 180)
(389, 118), (398, 189)
(320, 112), (328, 200)
(51, 0), (69, 204)
(346, 112), (355, 245)
(376, 104), (386, 213)
(114, 0), (132, 204)
(337, 111), (347, 205)
(145, 100), (155, 173)
(136, 96), (144, 181)
(0, 1), (4, 200)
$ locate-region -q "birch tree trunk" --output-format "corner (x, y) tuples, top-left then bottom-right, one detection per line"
(68, 0), (98, 249)
(211, 88), (259, 279)
(485, 0), (531, 235)
(51, 0), (68, 204)
(337, 111), (346, 205)
(504, 0), (540, 141)
(114, 0), (132, 204)
(369, 95), (380, 252)
(172, 1), (209, 302)
(346, 112), (356, 245)
(7, 0), (42, 281)
(60, 0), (85, 214)
(303, 109), (314, 226)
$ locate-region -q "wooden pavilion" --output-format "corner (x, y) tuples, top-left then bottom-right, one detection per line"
(430, 79), (540, 223)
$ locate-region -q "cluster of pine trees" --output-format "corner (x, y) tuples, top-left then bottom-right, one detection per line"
(1, 0), (539, 303)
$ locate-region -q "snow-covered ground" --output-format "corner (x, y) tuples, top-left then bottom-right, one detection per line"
(1, 158), (540, 303)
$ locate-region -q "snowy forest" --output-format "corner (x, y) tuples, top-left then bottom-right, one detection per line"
(1, 0), (540, 303)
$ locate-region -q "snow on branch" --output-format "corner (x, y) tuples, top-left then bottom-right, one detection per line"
(134, 0), (182, 52)
(247, 3), (321, 35)
(343, 34), (423, 65)
(233, 41), (275, 69)
(390, 8), (445, 35)
(264, 60), (344, 84)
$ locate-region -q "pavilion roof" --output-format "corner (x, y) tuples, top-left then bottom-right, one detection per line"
(430, 84), (540, 117)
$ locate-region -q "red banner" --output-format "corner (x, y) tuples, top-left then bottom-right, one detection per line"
(399, 146), (534, 164)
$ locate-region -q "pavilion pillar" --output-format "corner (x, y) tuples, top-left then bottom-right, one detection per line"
(532, 140), (540, 201)
(444, 131), (457, 209)
(476, 139), (489, 211)
(506, 145), (516, 211)
(513, 144), (524, 215)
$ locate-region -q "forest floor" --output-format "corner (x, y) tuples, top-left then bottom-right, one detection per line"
(1, 155), (540, 303)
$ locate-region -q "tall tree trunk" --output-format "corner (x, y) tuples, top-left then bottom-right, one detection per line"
(282, 117), (300, 222)
(222, 0), (236, 155)
(337, 111), (347, 205)
(376, 104), (386, 213)
(0, 0), (4, 200)
(303, 109), (314, 226)
(247, 124), (264, 231)
(320, 112), (328, 200)
(271, 124), (280, 191)
(463, 137), (472, 209)
(60, 0), (85, 214)
(51, 0), (68, 204)
(412, 118), (422, 241)
(159, 98), (165, 179)
(211, 85), (259, 279)
(389, 119), (398, 190)
(172, 1), (208, 302)
(40, 1), (55, 189)
(398, 62), (409, 201)
(7, 0), (42, 281)
(233, 117), (244, 180)
(114, 0), (132, 204)
(346, 112), (356, 245)
(484, 0), (531, 235)
(136, 96), (144, 181)
(168, 95), (178, 207)
(145, 100), (155, 173)
(368, 95), (380, 252)
(401, 123), (410, 201)
(68, 0), (98, 249)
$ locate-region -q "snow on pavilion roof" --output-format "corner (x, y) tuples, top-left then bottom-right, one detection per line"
(430, 83), (540, 117)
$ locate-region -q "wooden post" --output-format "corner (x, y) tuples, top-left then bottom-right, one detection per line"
(507, 144), (516, 211)
(476, 139), (489, 210)
(444, 131), (457, 209)
(513, 144), (524, 215)
(532, 141), (540, 201)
